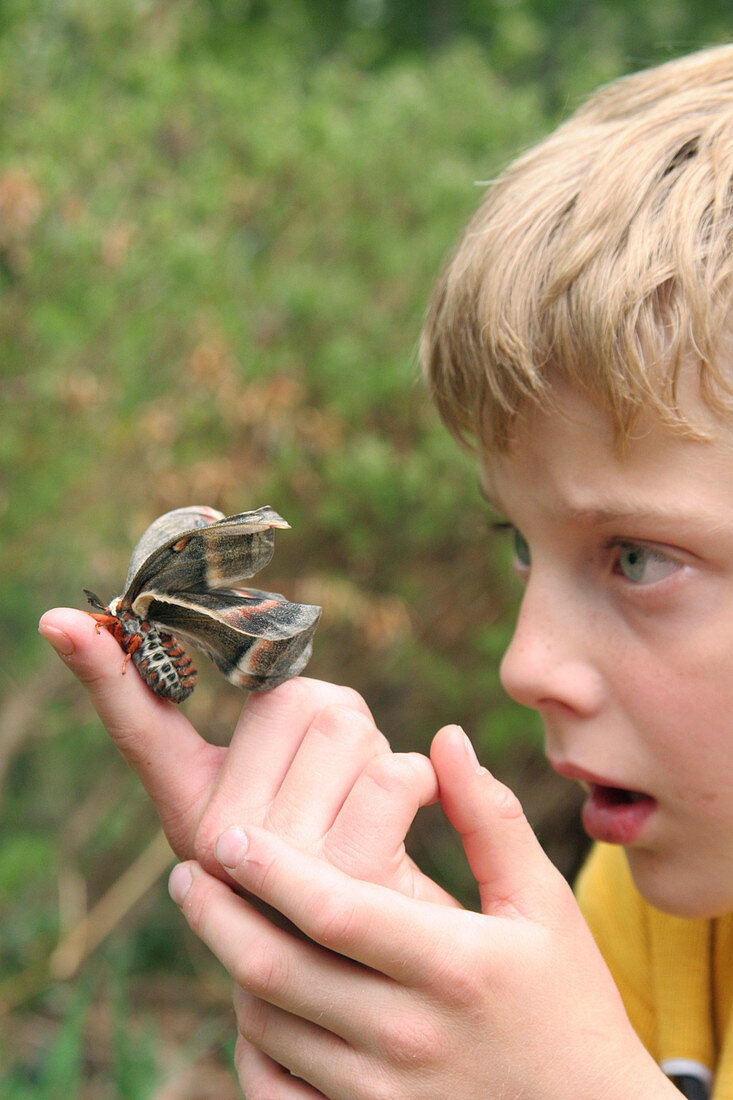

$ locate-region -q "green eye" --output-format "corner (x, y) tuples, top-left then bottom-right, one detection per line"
(513, 528), (531, 567)
(617, 543), (678, 585)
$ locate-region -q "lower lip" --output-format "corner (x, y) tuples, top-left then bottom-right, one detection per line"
(581, 785), (656, 845)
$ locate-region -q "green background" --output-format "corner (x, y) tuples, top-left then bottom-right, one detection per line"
(1, 3), (729, 1094)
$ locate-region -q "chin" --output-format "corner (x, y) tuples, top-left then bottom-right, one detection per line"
(625, 849), (732, 919)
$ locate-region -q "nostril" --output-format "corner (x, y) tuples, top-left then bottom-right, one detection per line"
(500, 639), (605, 718)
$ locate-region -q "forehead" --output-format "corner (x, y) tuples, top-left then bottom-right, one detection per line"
(479, 382), (733, 521)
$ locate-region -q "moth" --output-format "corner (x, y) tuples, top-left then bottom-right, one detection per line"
(85, 505), (321, 703)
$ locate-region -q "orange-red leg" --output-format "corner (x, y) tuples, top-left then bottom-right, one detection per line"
(89, 612), (143, 675)
(121, 633), (142, 674)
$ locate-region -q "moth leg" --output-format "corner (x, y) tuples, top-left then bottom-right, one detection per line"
(121, 632), (142, 675)
(89, 612), (118, 635)
(88, 611), (142, 676)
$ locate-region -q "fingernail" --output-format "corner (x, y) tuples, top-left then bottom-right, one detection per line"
(462, 729), (486, 775)
(168, 863), (193, 905)
(38, 621), (75, 656)
(215, 827), (249, 869)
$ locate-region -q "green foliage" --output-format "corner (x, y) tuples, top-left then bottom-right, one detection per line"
(0, 964), (169, 1098)
(0, 982), (94, 1098)
(109, 972), (160, 1098)
(0, 1), (723, 1090)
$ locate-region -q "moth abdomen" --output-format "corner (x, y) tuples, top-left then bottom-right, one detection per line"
(88, 598), (198, 703)
(129, 620), (198, 703)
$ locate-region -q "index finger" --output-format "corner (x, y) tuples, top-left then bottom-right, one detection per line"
(211, 824), (476, 984)
(39, 607), (223, 854)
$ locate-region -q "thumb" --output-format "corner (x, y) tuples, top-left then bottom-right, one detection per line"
(430, 725), (561, 919)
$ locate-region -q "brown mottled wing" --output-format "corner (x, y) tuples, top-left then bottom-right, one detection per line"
(122, 505), (226, 592)
(144, 589), (322, 691)
(121, 506), (290, 613)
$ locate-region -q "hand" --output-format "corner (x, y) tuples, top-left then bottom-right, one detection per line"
(170, 725), (679, 1100)
(38, 607), (446, 902)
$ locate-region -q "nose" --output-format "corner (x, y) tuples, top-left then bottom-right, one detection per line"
(499, 571), (605, 718)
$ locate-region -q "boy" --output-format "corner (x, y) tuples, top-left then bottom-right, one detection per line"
(42, 43), (733, 1099)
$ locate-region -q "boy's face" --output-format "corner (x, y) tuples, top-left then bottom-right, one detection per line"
(483, 380), (733, 918)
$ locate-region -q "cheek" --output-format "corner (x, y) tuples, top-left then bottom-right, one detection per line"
(611, 637), (733, 781)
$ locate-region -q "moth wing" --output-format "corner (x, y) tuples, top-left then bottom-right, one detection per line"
(122, 506), (226, 593)
(121, 506), (290, 610)
(145, 588), (322, 691)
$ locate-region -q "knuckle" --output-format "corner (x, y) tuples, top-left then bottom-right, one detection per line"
(427, 943), (484, 1009)
(362, 754), (402, 794)
(232, 1037), (271, 1098)
(252, 677), (371, 720)
(313, 887), (362, 948)
(440, 960), (482, 1009)
(362, 752), (420, 795)
(492, 781), (526, 823)
(238, 994), (269, 1046)
(327, 682), (372, 716)
(312, 702), (380, 748)
(237, 940), (289, 999)
(376, 1012), (440, 1070)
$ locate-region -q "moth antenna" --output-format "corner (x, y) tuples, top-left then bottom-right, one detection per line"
(83, 588), (107, 612)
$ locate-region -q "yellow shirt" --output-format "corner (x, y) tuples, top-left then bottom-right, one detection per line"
(575, 843), (733, 1098)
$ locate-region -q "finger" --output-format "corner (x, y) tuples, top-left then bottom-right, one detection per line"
(208, 825), (472, 983)
(234, 1034), (326, 1100)
(430, 724), (561, 919)
(265, 704), (389, 842)
(325, 752), (443, 893)
(39, 608), (222, 854)
(169, 860), (385, 1043)
(233, 989), (361, 1100)
(193, 680), (376, 857)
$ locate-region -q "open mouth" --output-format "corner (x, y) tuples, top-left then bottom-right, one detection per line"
(590, 784), (650, 807)
(550, 761), (657, 844)
(582, 783), (656, 844)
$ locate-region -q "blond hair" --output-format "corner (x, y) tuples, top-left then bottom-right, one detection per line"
(422, 44), (733, 451)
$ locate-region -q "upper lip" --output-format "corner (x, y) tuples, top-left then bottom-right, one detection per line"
(548, 759), (643, 792)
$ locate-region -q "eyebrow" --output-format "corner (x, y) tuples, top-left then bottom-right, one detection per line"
(476, 478), (726, 531)
(562, 504), (701, 526)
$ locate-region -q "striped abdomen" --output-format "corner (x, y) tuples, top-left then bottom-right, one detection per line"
(109, 609), (197, 703)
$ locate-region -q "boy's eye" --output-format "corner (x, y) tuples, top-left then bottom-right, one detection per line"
(512, 528), (531, 568)
(615, 542), (679, 585)
(490, 521), (531, 568)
